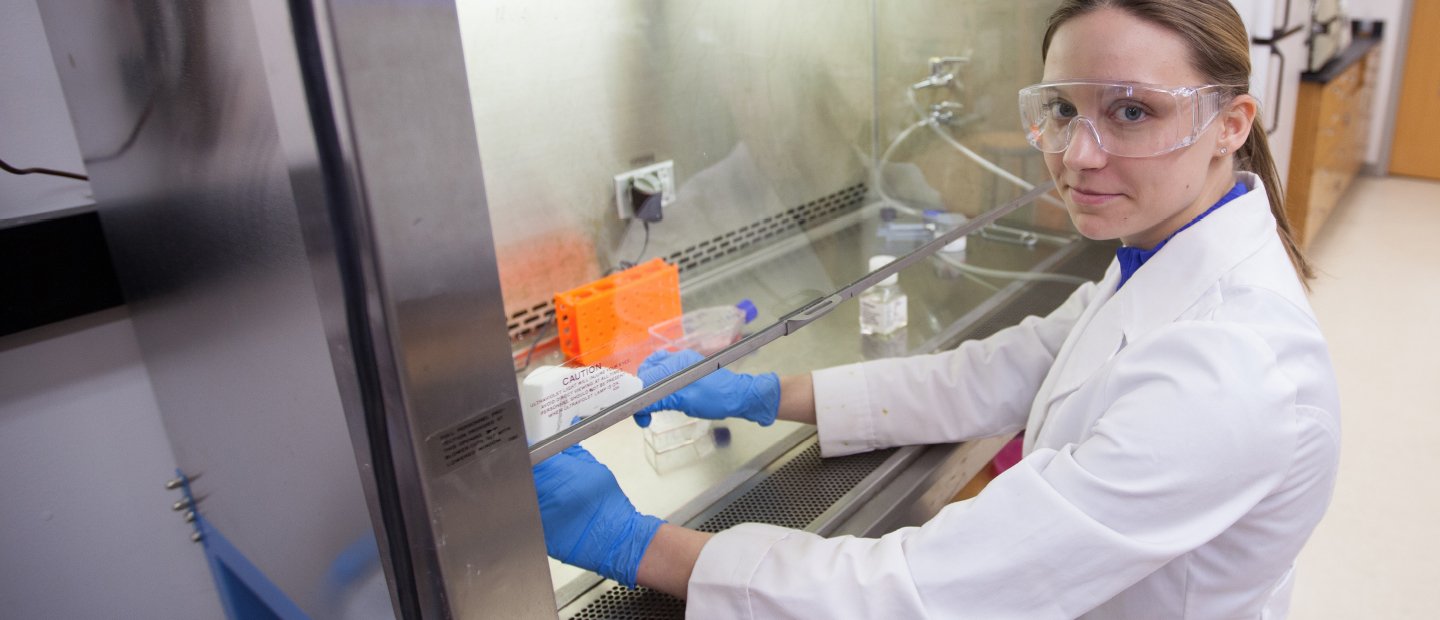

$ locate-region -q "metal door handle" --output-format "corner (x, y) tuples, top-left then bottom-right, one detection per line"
(1267, 45), (1286, 136)
(784, 295), (843, 335)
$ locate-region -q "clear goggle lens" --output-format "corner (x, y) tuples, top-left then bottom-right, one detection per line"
(1018, 81), (1234, 158)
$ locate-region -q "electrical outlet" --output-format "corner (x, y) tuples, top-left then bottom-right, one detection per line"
(614, 160), (676, 219)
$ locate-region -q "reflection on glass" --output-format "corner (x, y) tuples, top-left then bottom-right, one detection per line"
(861, 328), (910, 361)
(457, 0), (1079, 600)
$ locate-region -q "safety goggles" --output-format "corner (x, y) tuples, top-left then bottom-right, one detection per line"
(1018, 80), (1235, 158)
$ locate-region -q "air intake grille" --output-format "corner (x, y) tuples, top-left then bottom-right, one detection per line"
(507, 302), (555, 343)
(507, 184), (868, 342)
(565, 443), (895, 619)
(662, 183), (867, 274)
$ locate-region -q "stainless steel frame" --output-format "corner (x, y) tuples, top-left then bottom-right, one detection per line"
(294, 1), (558, 616)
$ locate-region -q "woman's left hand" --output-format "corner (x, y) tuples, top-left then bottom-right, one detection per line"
(633, 349), (780, 428)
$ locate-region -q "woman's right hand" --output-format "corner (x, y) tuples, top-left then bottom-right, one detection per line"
(532, 445), (663, 588)
(633, 349), (780, 428)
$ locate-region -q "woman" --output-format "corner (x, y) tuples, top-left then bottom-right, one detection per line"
(533, 1), (1340, 617)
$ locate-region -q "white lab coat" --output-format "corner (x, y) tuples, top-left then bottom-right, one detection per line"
(685, 172), (1340, 619)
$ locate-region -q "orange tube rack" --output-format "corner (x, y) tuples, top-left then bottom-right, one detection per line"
(553, 258), (681, 368)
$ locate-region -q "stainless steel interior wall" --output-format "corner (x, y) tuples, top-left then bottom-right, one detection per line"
(457, 0), (875, 318)
(458, 0), (1064, 326)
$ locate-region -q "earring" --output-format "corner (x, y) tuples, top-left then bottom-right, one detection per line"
(1219, 146), (1229, 155)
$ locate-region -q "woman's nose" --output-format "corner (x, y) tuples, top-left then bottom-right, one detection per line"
(1062, 118), (1107, 170)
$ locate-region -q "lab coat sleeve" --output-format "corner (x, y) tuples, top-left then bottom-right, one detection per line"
(813, 280), (1096, 457)
(687, 322), (1300, 619)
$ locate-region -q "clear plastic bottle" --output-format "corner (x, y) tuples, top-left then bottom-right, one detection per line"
(859, 255), (908, 336)
(648, 300), (758, 355)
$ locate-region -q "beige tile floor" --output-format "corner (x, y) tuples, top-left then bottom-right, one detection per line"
(1289, 175), (1440, 618)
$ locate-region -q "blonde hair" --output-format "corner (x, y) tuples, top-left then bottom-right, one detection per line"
(1042, 0), (1315, 285)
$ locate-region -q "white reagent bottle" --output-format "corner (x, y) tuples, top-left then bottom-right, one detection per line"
(859, 255), (908, 336)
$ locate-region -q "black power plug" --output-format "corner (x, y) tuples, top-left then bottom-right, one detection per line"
(631, 174), (665, 223)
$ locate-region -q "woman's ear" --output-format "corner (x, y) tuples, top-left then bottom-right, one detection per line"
(1219, 93), (1259, 153)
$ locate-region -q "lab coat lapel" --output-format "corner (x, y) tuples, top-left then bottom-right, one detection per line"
(1036, 264), (1125, 412)
(1021, 261), (1121, 454)
(1114, 172), (1275, 342)
(1026, 173), (1275, 446)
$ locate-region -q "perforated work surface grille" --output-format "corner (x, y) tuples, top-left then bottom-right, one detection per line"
(566, 588), (687, 620)
(693, 442), (895, 532)
(507, 183), (868, 341)
(565, 443), (895, 619)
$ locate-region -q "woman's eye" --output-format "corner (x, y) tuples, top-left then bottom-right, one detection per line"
(1049, 101), (1078, 118)
(1117, 105), (1147, 122)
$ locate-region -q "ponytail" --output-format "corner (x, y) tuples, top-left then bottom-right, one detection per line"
(1239, 124), (1315, 287)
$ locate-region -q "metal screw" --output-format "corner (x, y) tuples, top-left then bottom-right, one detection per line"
(183, 510), (196, 523)
(172, 498), (191, 511)
(191, 532), (204, 543)
(929, 102), (965, 125)
(165, 477), (185, 490)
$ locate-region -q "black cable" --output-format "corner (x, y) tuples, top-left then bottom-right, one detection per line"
(632, 220), (651, 267)
(607, 220), (652, 275)
(513, 316), (555, 374)
(1, 91), (154, 183)
(88, 93), (156, 164)
(0, 156), (88, 181)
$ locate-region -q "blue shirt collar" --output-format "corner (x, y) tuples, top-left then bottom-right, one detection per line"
(1115, 181), (1248, 290)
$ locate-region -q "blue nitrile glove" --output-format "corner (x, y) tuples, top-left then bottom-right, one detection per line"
(633, 349), (780, 428)
(532, 445), (663, 588)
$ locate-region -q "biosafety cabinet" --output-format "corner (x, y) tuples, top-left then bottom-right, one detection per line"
(37, 1), (1109, 617)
